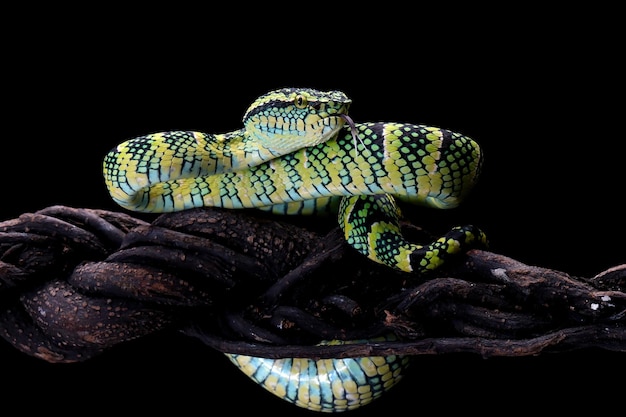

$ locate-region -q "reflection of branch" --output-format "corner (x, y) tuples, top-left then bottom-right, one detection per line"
(0, 205), (624, 364)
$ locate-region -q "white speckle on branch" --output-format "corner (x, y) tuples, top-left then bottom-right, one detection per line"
(491, 268), (509, 281)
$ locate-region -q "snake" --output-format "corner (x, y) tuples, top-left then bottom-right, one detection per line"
(102, 87), (487, 412)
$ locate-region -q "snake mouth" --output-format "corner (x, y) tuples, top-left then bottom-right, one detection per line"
(313, 113), (355, 145)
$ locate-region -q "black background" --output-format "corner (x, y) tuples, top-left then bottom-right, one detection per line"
(3, 7), (623, 415)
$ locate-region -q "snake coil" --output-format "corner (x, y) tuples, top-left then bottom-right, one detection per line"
(101, 87), (488, 412)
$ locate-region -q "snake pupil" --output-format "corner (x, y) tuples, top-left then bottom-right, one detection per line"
(294, 94), (308, 109)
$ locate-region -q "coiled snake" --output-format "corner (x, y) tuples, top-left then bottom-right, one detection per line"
(103, 88), (487, 412)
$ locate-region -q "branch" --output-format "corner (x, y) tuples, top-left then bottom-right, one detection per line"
(0, 205), (623, 364)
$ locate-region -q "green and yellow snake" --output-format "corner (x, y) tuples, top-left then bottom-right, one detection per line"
(103, 88), (487, 412)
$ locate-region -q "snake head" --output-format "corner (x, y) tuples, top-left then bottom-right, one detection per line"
(243, 87), (352, 155)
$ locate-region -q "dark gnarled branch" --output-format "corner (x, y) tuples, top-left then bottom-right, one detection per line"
(0, 205), (624, 364)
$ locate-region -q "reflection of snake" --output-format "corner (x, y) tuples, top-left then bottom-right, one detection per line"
(103, 88), (487, 412)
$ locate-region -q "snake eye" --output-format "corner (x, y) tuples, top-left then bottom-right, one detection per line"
(294, 94), (308, 109)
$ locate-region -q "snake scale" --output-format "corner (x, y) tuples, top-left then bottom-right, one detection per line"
(103, 88), (487, 412)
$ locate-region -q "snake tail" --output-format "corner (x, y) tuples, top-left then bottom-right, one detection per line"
(339, 194), (487, 273)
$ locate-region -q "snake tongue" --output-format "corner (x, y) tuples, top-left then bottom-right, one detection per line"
(340, 114), (364, 155)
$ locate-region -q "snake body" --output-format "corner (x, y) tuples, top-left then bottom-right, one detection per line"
(103, 88), (487, 412)
(226, 335), (410, 412)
